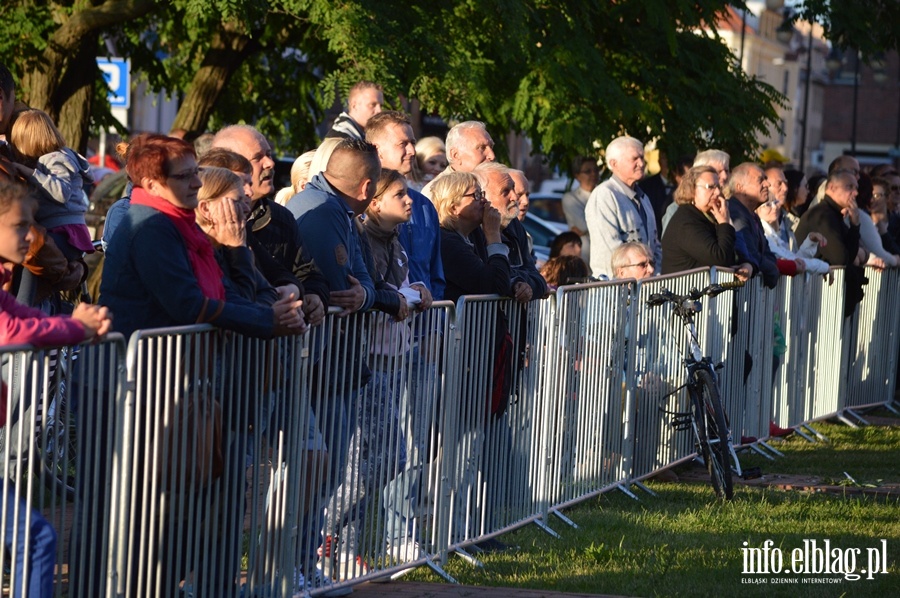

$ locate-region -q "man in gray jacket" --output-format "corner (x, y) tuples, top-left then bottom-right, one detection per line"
(585, 136), (661, 278)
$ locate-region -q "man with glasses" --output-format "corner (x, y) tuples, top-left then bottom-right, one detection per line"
(727, 163), (784, 288)
(475, 161), (547, 303)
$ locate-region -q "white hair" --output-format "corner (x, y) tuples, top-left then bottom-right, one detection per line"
(605, 136), (644, 166)
(694, 149), (730, 169)
(445, 121), (489, 155)
(473, 161), (509, 188)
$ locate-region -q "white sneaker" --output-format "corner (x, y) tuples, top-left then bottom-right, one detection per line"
(333, 553), (371, 581)
(386, 539), (425, 562)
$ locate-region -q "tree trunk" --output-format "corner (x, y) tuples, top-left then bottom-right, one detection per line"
(54, 34), (102, 152)
(19, 0), (157, 143)
(170, 28), (260, 137)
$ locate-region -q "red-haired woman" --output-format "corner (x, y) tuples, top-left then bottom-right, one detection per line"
(99, 133), (303, 337)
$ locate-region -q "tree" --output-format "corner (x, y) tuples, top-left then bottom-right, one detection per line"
(0, 0), (157, 150)
(2, 1), (894, 164)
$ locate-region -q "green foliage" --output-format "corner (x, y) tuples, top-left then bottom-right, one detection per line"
(6, 0), (892, 164)
(0, 3), (56, 76)
(793, 0), (900, 59)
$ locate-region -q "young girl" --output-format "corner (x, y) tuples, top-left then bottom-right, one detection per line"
(0, 180), (111, 598)
(8, 109), (94, 303)
(321, 169), (433, 578)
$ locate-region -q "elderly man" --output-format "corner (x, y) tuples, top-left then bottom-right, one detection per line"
(422, 120), (495, 196)
(585, 136), (661, 279)
(611, 241), (656, 280)
(727, 163), (786, 288)
(211, 125), (328, 324)
(509, 168), (536, 259)
(474, 162), (547, 302)
(797, 171), (866, 317)
(325, 81), (384, 140)
(365, 111), (444, 299)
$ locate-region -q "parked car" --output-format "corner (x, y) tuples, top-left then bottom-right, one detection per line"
(527, 193), (566, 224)
(522, 211), (570, 268)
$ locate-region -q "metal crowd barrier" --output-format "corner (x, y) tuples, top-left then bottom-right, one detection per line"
(6, 263), (900, 597)
(0, 335), (126, 598)
(441, 295), (548, 556)
(540, 279), (632, 512)
(628, 268), (714, 478)
(844, 267), (900, 411)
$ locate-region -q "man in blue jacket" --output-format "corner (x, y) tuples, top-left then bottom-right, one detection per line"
(286, 138), (379, 592)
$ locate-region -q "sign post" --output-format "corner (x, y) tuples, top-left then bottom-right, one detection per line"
(96, 57), (130, 169)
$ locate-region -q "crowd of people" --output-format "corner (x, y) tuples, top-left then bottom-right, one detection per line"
(2, 63), (900, 596)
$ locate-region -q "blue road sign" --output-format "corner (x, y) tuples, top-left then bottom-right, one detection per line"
(97, 58), (130, 109)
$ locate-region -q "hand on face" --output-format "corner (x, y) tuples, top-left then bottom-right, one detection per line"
(204, 195), (247, 247)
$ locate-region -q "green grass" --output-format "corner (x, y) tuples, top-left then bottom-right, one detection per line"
(404, 411), (900, 596)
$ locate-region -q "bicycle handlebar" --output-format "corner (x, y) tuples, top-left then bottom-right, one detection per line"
(647, 279), (745, 308)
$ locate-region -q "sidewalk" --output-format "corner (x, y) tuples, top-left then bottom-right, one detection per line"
(351, 581), (626, 597)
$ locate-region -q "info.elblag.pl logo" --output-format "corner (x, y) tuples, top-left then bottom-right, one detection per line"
(741, 539), (889, 584)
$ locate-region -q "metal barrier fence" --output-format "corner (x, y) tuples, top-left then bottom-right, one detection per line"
(0, 335), (126, 598)
(3, 266), (899, 596)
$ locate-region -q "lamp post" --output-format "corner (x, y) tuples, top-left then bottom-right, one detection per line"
(850, 51), (860, 155)
(799, 26), (814, 173)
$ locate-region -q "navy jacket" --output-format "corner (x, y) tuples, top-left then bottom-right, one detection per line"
(728, 198), (779, 288)
(99, 204), (275, 339)
(286, 173), (375, 311)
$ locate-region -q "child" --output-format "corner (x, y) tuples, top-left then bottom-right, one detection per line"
(321, 169), (433, 578)
(8, 109), (94, 304)
(0, 179), (111, 597)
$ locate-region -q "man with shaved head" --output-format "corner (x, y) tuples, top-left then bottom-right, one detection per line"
(286, 138), (379, 591)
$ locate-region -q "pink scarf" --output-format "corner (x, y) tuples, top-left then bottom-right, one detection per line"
(131, 187), (226, 301)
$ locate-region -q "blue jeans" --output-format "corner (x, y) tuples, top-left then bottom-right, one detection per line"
(3, 484), (57, 598)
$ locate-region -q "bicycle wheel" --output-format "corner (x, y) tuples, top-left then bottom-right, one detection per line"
(693, 369), (733, 499)
(38, 349), (77, 501)
(40, 393), (77, 501)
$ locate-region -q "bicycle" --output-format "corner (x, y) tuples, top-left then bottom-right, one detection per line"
(646, 281), (744, 499)
(0, 344), (78, 501)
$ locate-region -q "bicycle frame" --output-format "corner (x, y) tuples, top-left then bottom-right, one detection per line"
(649, 284), (744, 496)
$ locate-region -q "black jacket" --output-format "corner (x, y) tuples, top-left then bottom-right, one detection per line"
(441, 227), (511, 303)
(796, 195), (865, 317)
(661, 204), (737, 275)
(248, 196), (330, 306)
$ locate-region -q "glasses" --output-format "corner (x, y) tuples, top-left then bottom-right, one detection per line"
(462, 189), (485, 202)
(622, 259), (655, 270)
(169, 169), (200, 181)
(696, 182), (720, 191)
(873, 192), (887, 200)
(762, 199), (780, 208)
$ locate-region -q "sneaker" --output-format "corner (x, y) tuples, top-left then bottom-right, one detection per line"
(740, 435), (758, 445)
(333, 553), (371, 581)
(769, 422), (794, 437)
(294, 567), (353, 597)
(386, 539), (425, 561)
